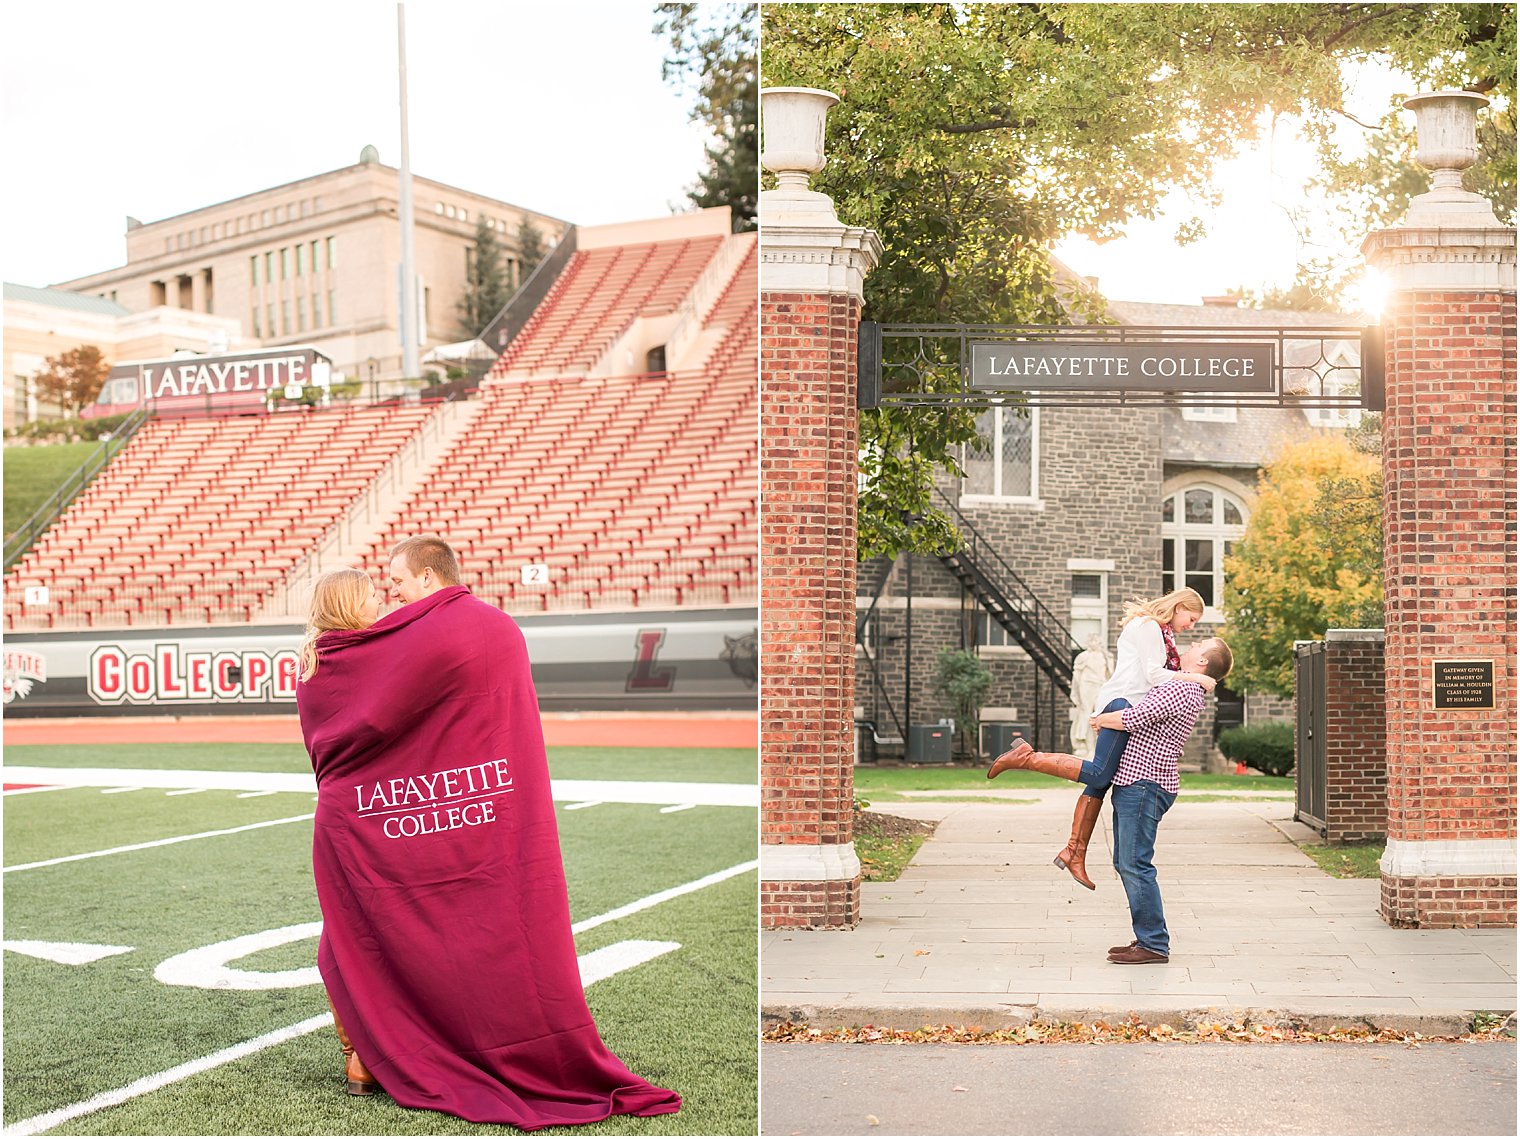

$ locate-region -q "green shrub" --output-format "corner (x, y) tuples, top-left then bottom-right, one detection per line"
(6, 413), (132, 444)
(1218, 721), (1295, 777)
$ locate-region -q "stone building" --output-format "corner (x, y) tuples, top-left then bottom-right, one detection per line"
(856, 294), (1365, 771)
(3, 284), (241, 430)
(49, 149), (568, 397)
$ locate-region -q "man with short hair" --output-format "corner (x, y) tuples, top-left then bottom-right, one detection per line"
(988, 637), (1233, 965)
(1093, 636), (1232, 964)
(299, 533), (680, 1124)
(388, 534), (462, 605)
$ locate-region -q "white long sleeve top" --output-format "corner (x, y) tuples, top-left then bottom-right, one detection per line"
(1090, 617), (1184, 713)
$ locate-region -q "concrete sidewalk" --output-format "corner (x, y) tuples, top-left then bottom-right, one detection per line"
(761, 792), (1517, 1034)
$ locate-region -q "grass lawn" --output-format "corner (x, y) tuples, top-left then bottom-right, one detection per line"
(854, 765), (1292, 796)
(1301, 842), (1385, 878)
(854, 810), (934, 882)
(3, 745), (756, 1135)
(3, 440), (119, 540)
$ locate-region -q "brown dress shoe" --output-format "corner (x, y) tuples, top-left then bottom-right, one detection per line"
(1108, 944), (1169, 965)
(1108, 940), (1140, 955)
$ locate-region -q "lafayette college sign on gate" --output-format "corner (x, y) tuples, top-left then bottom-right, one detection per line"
(971, 342), (1274, 391)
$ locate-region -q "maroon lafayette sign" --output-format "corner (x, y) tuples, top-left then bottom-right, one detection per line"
(93, 347), (331, 418)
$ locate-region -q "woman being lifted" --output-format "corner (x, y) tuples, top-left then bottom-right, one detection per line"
(988, 588), (1215, 889)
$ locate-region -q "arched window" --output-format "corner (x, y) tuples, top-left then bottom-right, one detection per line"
(1161, 484), (1247, 612)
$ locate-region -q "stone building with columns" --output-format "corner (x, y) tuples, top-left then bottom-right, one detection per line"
(47, 150), (567, 398)
(759, 84), (1514, 931)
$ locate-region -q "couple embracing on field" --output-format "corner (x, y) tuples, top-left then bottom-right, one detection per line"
(988, 587), (1233, 966)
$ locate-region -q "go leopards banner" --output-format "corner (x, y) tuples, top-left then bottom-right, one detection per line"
(3, 609), (757, 717)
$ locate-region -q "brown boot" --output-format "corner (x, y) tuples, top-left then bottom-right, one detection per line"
(1053, 794), (1102, 890)
(326, 993), (378, 1096)
(987, 740), (1084, 782)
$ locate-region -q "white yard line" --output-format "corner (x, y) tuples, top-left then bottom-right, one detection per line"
(2, 859), (757, 1136)
(1, 815), (317, 875)
(570, 858), (758, 934)
(2, 1014), (335, 1137)
(0, 767), (758, 807)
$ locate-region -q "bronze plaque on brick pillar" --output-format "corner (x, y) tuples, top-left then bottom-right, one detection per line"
(1431, 659), (1496, 710)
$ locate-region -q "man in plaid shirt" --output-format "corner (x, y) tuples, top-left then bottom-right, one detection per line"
(988, 637), (1233, 965)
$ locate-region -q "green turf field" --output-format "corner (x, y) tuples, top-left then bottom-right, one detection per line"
(3, 745), (757, 1136)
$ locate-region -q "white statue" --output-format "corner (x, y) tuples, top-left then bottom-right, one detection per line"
(1069, 633), (1113, 759)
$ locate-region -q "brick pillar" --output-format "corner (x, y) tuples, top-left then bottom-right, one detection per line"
(1362, 91), (1517, 928)
(1322, 630), (1387, 845)
(758, 88), (882, 929)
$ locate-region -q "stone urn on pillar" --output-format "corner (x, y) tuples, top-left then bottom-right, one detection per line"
(1362, 89), (1517, 928)
(758, 87), (882, 930)
(1399, 89), (1502, 228)
(760, 87), (841, 223)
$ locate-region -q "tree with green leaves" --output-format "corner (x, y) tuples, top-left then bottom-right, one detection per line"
(762, 2), (1515, 558)
(934, 646), (994, 759)
(516, 217), (546, 282)
(34, 345), (110, 416)
(457, 217), (513, 339)
(654, 2), (758, 231)
(1221, 434), (1383, 695)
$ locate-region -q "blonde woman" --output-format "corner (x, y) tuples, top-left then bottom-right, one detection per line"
(299, 568), (382, 682)
(299, 567), (384, 1093)
(989, 588), (1214, 890)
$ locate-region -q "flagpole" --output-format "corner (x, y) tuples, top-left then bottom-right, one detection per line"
(397, 2), (420, 380)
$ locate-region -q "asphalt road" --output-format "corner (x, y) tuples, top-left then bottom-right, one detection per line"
(761, 1041), (1517, 1136)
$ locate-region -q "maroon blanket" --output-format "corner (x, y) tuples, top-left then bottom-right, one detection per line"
(296, 586), (680, 1127)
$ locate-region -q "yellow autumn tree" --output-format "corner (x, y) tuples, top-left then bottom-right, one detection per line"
(1221, 434), (1382, 695)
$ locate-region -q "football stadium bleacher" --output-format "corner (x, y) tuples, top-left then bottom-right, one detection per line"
(3, 216), (757, 631)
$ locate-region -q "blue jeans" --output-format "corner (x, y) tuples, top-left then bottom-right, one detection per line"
(1111, 780), (1177, 956)
(1078, 698), (1130, 798)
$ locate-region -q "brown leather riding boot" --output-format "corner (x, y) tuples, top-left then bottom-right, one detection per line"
(326, 993), (377, 1096)
(987, 740), (1084, 782)
(1053, 794), (1102, 890)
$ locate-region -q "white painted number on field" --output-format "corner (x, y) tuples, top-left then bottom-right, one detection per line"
(153, 923), (683, 992)
(521, 562), (550, 585)
(3, 940), (134, 966)
(155, 922), (324, 990)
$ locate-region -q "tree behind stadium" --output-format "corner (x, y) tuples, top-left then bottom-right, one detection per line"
(35, 345), (110, 417)
(655, 2), (758, 232)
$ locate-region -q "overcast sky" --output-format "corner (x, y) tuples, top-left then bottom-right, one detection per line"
(2, 0), (714, 287)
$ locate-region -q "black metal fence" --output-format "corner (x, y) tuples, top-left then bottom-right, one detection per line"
(1294, 641), (1328, 832)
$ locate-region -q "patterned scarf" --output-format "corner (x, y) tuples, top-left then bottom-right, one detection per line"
(1160, 622), (1181, 671)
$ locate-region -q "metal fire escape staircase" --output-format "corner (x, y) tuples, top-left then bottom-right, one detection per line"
(854, 555), (905, 747)
(931, 487), (1081, 696)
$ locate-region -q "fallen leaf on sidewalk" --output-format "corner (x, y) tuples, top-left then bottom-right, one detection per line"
(866, 1115), (880, 1127)
(952, 1085), (968, 1092)
(763, 1017), (1512, 1048)
(914, 949), (930, 956)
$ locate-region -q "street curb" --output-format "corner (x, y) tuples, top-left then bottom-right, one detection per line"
(760, 1002), (1505, 1037)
